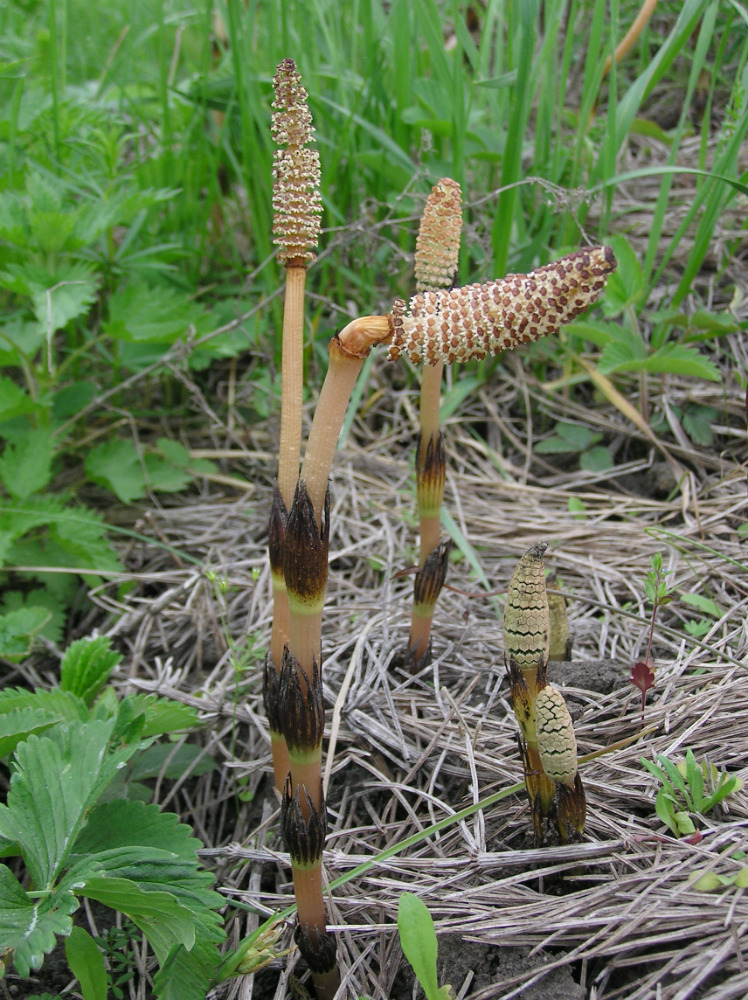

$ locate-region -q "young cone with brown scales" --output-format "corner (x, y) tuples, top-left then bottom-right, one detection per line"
(503, 543), (556, 842)
(504, 545), (586, 843)
(402, 178), (462, 672)
(265, 58), (322, 795)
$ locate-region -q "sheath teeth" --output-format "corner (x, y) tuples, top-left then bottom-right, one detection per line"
(387, 246), (616, 364)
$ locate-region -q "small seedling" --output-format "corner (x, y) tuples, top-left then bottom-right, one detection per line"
(630, 552), (672, 722)
(397, 893), (455, 1000)
(641, 749), (743, 837)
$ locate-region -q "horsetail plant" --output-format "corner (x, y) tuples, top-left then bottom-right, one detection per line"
(504, 545), (585, 843)
(265, 58), (322, 794)
(268, 168), (614, 983)
(405, 178), (463, 671)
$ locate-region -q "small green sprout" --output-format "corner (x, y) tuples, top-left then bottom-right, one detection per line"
(397, 893), (455, 1000)
(641, 749), (743, 837)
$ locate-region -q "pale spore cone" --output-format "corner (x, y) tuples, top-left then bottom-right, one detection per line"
(387, 246), (616, 364)
(272, 58), (322, 266)
(414, 177), (462, 293)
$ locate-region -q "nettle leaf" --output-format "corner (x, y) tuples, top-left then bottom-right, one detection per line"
(47, 504), (121, 573)
(106, 283), (203, 344)
(0, 864), (78, 978)
(0, 719), (137, 888)
(2, 587), (68, 646)
(0, 427), (55, 499)
(154, 937), (224, 1000)
(0, 493), (68, 562)
(0, 606), (53, 663)
(0, 373), (40, 419)
(85, 438), (145, 503)
(60, 635), (122, 708)
(31, 264), (99, 334)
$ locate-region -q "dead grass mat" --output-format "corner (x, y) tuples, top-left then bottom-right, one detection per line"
(80, 354), (748, 1000)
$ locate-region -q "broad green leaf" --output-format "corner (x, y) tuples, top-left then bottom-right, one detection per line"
(0, 606), (52, 662)
(154, 938), (224, 1000)
(51, 381), (97, 421)
(65, 926), (107, 1000)
(0, 428), (54, 499)
(85, 438), (146, 503)
(127, 743), (214, 782)
(681, 593), (721, 619)
(600, 235), (645, 314)
(105, 284), (202, 344)
(31, 271), (99, 335)
(683, 405), (719, 445)
(0, 373), (39, 419)
(1, 586), (68, 646)
(397, 892), (440, 1000)
(47, 504), (121, 573)
(641, 344), (720, 381)
(70, 800), (205, 859)
(579, 446), (613, 473)
(0, 864), (78, 977)
(654, 789), (677, 835)
(60, 635), (121, 708)
(0, 688), (84, 757)
(142, 451), (192, 494)
(0, 493), (69, 562)
(0, 720), (136, 887)
(77, 876), (198, 961)
(128, 693), (199, 738)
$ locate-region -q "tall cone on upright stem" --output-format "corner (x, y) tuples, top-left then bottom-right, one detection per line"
(401, 178), (462, 672)
(265, 58), (322, 795)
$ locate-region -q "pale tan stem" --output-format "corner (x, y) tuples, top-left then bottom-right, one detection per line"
(288, 607), (324, 680)
(277, 265), (307, 508)
(270, 576), (290, 669)
(300, 337), (367, 524)
(602, 0), (658, 79)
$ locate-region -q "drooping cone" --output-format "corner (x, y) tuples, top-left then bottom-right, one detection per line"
(387, 246), (616, 364)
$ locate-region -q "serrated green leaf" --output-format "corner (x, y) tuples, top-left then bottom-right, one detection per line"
(0, 720), (138, 888)
(0, 606), (52, 661)
(142, 452), (192, 494)
(642, 344), (720, 381)
(398, 892), (440, 1000)
(77, 876), (197, 961)
(0, 428), (54, 499)
(154, 937), (223, 1000)
(105, 284), (202, 344)
(0, 374), (39, 420)
(682, 405), (719, 446)
(65, 926), (107, 1000)
(60, 636), (121, 708)
(70, 800), (204, 860)
(84, 438), (146, 503)
(128, 742), (214, 782)
(0, 689), (85, 757)
(129, 694), (199, 738)
(47, 504), (121, 573)
(31, 273), (99, 335)
(0, 864), (78, 977)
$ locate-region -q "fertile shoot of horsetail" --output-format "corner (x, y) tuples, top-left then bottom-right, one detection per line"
(504, 545), (586, 843)
(265, 58), (322, 794)
(405, 178), (462, 670)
